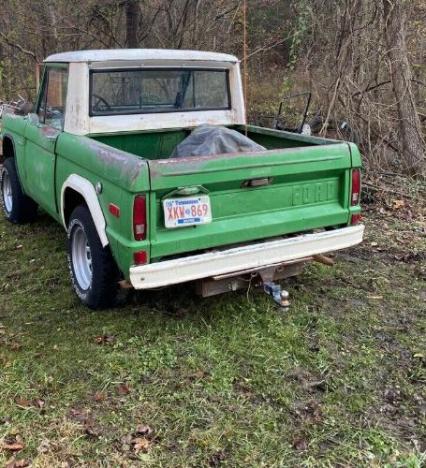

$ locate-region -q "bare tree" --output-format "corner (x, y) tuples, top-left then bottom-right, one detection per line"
(382, 0), (425, 176)
(0, 0), (424, 177)
(124, 0), (140, 47)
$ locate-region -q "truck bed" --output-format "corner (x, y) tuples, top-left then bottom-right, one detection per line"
(90, 125), (325, 160)
(88, 125), (359, 261)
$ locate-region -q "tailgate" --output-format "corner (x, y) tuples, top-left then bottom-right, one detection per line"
(147, 143), (353, 259)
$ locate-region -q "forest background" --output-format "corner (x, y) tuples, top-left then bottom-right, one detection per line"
(0, 0), (425, 176)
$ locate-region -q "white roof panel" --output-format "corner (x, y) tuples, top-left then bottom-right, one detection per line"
(44, 49), (238, 64)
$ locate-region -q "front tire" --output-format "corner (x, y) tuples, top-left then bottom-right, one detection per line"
(67, 205), (119, 309)
(1, 157), (38, 223)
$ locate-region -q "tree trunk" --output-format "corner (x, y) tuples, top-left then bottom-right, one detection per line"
(125, 0), (139, 48)
(382, 0), (425, 176)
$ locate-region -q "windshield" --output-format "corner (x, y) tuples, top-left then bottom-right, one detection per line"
(90, 68), (230, 116)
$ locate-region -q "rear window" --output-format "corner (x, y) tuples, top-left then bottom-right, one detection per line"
(90, 68), (230, 116)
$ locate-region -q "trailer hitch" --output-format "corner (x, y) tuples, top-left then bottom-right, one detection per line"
(259, 267), (290, 310)
(263, 281), (290, 309)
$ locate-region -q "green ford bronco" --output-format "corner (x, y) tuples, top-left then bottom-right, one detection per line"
(0, 49), (364, 309)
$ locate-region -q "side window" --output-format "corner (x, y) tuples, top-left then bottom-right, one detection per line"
(37, 67), (68, 130)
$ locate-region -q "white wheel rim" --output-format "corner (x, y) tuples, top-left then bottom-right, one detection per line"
(71, 225), (93, 291)
(2, 169), (13, 213)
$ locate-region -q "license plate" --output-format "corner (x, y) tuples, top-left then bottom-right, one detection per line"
(163, 195), (212, 228)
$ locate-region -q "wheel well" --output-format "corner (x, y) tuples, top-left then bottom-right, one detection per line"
(63, 188), (87, 227)
(1, 137), (15, 163)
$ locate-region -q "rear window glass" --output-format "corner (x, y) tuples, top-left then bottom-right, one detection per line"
(90, 68), (230, 116)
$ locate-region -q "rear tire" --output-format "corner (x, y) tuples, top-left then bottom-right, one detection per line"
(67, 205), (119, 309)
(1, 157), (38, 223)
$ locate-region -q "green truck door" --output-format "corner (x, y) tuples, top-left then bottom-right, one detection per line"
(23, 65), (68, 216)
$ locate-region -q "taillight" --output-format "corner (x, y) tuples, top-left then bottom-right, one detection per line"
(133, 250), (147, 265)
(133, 195), (147, 240)
(351, 169), (361, 206)
(351, 213), (362, 225)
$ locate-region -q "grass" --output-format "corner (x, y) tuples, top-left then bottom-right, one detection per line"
(0, 187), (425, 467)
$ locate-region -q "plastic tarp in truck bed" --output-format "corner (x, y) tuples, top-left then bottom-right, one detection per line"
(171, 125), (266, 158)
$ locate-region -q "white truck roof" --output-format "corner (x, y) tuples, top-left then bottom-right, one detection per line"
(43, 49), (245, 134)
(44, 49), (239, 64)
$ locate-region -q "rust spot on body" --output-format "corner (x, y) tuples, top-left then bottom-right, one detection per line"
(88, 140), (146, 188)
(40, 126), (61, 138)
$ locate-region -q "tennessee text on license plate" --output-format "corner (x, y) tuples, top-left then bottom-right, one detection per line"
(163, 195), (212, 228)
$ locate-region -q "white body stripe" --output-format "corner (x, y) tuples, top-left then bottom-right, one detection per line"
(61, 174), (108, 247)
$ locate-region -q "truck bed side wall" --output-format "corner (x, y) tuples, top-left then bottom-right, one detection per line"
(55, 134), (150, 276)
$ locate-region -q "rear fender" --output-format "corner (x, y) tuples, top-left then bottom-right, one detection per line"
(61, 174), (108, 247)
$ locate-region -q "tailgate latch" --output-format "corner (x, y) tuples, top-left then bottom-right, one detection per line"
(242, 177), (272, 188)
(162, 185), (209, 199)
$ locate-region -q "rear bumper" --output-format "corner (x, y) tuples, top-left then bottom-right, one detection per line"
(129, 225), (364, 289)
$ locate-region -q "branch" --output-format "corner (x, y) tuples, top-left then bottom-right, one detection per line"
(412, 79), (426, 88)
(63, 19), (122, 49)
(352, 78), (425, 98)
(352, 80), (392, 98)
(0, 32), (37, 61)
(139, 7), (162, 43)
(246, 37), (289, 60)
(320, 77), (341, 135)
(215, 4), (239, 21)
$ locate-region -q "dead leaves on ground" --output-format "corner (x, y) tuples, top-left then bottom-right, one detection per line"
(293, 399), (323, 425)
(5, 459), (30, 468)
(2, 435), (25, 452)
(392, 199), (405, 210)
(68, 408), (102, 439)
(1, 435), (29, 467)
(36, 439), (50, 455)
(363, 174), (425, 230)
(69, 407), (91, 424)
(68, 406), (154, 451)
(132, 437), (151, 453)
(14, 397), (45, 410)
(0, 324), (23, 351)
(361, 177), (425, 267)
(94, 334), (116, 345)
(93, 391), (106, 402)
(292, 435), (309, 451)
(288, 368), (328, 394)
(91, 382), (131, 400)
(121, 424), (154, 456)
(135, 425), (153, 437)
(116, 383), (131, 395)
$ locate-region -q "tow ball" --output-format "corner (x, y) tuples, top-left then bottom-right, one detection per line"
(263, 281), (290, 310)
(258, 267), (290, 310)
